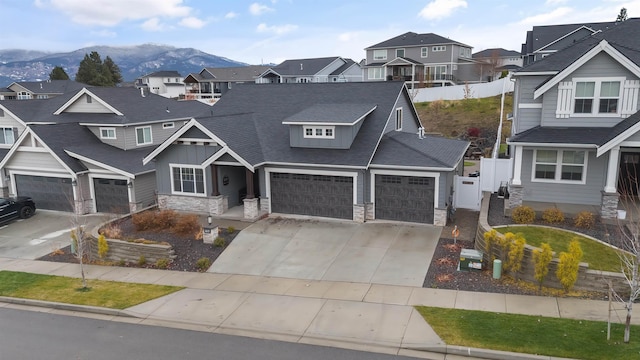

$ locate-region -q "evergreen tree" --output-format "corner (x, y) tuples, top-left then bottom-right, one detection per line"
(49, 66), (69, 80)
(74, 51), (122, 86)
(616, 7), (628, 23)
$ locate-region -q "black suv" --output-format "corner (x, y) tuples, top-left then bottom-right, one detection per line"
(0, 196), (36, 224)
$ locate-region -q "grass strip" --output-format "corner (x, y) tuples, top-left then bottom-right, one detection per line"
(0, 271), (182, 309)
(496, 226), (622, 272)
(416, 306), (640, 360)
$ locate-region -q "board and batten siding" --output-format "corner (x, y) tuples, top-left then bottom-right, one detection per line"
(383, 92), (419, 134)
(520, 148), (606, 205)
(218, 166), (245, 206)
(122, 122), (183, 150)
(134, 172), (157, 208)
(155, 143), (221, 194)
(513, 76), (545, 134)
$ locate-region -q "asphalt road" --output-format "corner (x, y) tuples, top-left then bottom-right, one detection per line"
(0, 308), (425, 360)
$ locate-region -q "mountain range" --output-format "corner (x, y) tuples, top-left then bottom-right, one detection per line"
(0, 44), (248, 86)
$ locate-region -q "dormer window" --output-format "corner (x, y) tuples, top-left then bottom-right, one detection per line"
(573, 78), (621, 115)
(304, 126), (335, 139)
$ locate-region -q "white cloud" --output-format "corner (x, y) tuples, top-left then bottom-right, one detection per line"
(518, 7), (573, 25)
(41, 0), (191, 26)
(256, 23), (297, 35)
(249, 3), (274, 16)
(179, 16), (206, 29)
(141, 17), (164, 31)
(225, 12), (238, 19)
(418, 0), (467, 20)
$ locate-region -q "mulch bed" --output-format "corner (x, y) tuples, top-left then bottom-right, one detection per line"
(38, 217), (238, 272)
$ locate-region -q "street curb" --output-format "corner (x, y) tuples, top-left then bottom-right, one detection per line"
(409, 345), (577, 360)
(0, 296), (136, 318)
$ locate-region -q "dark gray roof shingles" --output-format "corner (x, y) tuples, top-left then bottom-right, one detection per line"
(372, 132), (469, 168)
(283, 104), (377, 124)
(366, 32), (468, 49)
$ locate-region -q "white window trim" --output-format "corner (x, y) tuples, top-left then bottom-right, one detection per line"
(99, 127), (116, 140)
(169, 164), (207, 197)
(571, 77), (625, 117)
(162, 122), (175, 129)
(0, 127), (14, 145)
(373, 49), (387, 61)
(303, 126), (335, 139)
(368, 67), (384, 80)
(395, 107), (403, 131)
(396, 48), (405, 58)
(531, 149), (588, 184)
(421, 47), (428, 58)
(135, 126), (153, 145)
(432, 45), (446, 52)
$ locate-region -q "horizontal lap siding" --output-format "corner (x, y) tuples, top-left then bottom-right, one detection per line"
(8, 151), (67, 171)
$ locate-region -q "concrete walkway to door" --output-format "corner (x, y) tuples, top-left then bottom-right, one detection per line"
(209, 217), (441, 287)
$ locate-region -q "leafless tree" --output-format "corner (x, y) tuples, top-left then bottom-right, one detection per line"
(475, 50), (502, 82)
(69, 177), (91, 289)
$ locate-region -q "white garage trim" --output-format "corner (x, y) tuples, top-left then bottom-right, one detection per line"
(264, 167), (358, 213)
(370, 169), (440, 211)
(8, 170), (76, 201)
(88, 173), (132, 213)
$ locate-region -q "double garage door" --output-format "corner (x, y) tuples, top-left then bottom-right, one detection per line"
(14, 175), (129, 213)
(15, 175), (74, 211)
(375, 175), (435, 224)
(270, 172), (353, 219)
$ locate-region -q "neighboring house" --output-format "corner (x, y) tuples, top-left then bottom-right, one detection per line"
(0, 87), (211, 214)
(183, 65), (270, 101)
(0, 80), (86, 100)
(521, 21), (615, 66)
(472, 48), (522, 81)
(363, 32), (478, 87)
(507, 18), (640, 221)
(135, 70), (184, 99)
(144, 82), (469, 226)
(256, 57), (362, 84)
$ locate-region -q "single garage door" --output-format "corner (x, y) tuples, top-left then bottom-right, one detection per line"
(375, 175), (435, 223)
(270, 172), (353, 219)
(15, 175), (74, 211)
(94, 178), (129, 213)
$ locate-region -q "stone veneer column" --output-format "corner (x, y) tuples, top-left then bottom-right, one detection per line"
(506, 183), (524, 215)
(364, 203), (374, 220)
(433, 209), (447, 226)
(260, 196), (270, 212)
(0, 187), (9, 198)
(353, 204), (365, 223)
(600, 191), (619, 221)
(208, 195), (226, 215)
(244, 198), (259, 219)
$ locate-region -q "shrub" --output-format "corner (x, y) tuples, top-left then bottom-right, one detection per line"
(155, 258), (170, 269)
(97, 233), (109, 259)
(195, 227), (203, 240)
(512, 205), (535, 224)
(132, 211), (156, 231)
(171, 214), (200, 236)
(101, 223), (122, 239)
(556, 239), (583, 292)
(213, 237), (226, 248)
(505, 233), (526, 277)
(542, 207), (565, 224)
(138, 255), (146, 266)
(117, 259), (126, 266)
(533, 243), (553, 290)
(196, 257), (211, 271)
(155, 210), (177, 229)
(574, 211), (595, 229)
(467, 127), (481, 138)
(227, 226), (236, 234)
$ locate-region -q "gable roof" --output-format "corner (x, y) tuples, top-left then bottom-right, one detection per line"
(202, 65), (271, 81)
(473, 48), (520, 59)
(521, 21), (615, 55)
(371, 132), (468, 170)
(8, 80), (86, 95)
(268, 57), (343, 76)
(366, 32), (470, 49)
(282, 104), (377, 125)
(140, 70), (182, 78)
(329, 59), (359, 75)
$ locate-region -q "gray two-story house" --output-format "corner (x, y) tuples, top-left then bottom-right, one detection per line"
(256, 57), (362, 84)
(144, 82), (469, 226)
(507, 18), (640, 221)
(0, 87), (211, 214)
(363, 32), (478, 87)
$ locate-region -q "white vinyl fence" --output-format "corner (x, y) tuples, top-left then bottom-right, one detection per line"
(411, 77), (514, 102)
(480, 157), (512, 193)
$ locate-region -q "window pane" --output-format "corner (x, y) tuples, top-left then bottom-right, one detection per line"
(315, 128), (322, 136)
(537, 150), (557, 163)
(137, 129), (144, 143)
(574, 99), (593, 113)
(182, 168), (194, 193)
(195, 169), (204, 194)
(575, 82), (595, 97)
(325, 128), (333, 137)
(172, 168), (181, 192)
(599, 99), (618, 113)
(562, 151), (584, 164)
(561, 165), (583, 180)
(305, 128), (313, 136)
(535, 164), (556, 179)
(600, 81), (620, 97)
(144, 127), (151, 141)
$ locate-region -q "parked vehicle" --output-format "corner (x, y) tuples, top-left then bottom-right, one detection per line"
(0, 196), (36, 224)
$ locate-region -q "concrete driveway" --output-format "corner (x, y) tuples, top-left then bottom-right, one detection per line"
(209, 218), (441, 287)
(0, 210), (110, 259)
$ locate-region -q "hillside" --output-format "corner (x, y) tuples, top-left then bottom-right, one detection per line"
(415, 94), (513, 155)
(0, 44), (247, 86)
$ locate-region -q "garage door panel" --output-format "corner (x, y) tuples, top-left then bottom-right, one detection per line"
(270, 172), (353, 220)
(375, 175), (434, 224)
(15, 175), (74, 212)
(94, 178), (129, 214)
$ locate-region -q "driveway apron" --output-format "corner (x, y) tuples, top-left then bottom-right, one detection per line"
(209, 218), (441, 287)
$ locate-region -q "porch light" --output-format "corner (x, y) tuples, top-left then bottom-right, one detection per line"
(207, 215), (212, 225)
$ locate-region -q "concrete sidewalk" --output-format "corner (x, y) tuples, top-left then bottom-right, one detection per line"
(2, 257), (639, 359)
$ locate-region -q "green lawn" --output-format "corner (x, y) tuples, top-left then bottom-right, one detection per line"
(0, 271), (182, 309)
(496, 226), (623, 272)
(464, 161), (475, 167)
(416, 306), (640, 360)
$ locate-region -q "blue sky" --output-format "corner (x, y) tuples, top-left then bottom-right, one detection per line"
(2, 0), (638, 64)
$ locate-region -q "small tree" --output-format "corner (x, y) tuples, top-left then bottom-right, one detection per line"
(75, 51), (122, 86)
(556, 239), (583, 292)
(506, 234), (526, 277)
(533, 243), (553, 290)
(97, 233), (109, 259)
(616, 7), (628, 23)
(49, 66), (69, 80)
(70, 224), (90, 289)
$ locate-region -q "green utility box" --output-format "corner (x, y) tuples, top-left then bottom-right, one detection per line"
(459, 249), (483, 271)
